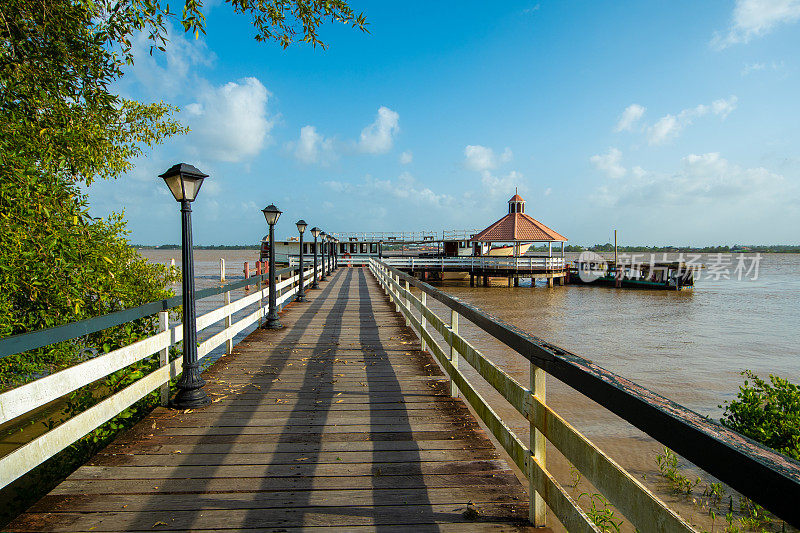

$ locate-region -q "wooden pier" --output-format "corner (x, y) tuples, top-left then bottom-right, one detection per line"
(6, 268), (534, 531)
(3, 259), (799, 531)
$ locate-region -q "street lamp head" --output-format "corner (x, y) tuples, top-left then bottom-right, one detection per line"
(262, 204), (282, 226)
(159, 163), (208, 202)
(320, 231), (327, 239)
(311, 226), (321, 238)
(296, 219), (307, 234)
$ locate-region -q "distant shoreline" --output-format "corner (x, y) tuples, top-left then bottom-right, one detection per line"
(134, 245), (260, 250)
(131, 244), (800, 253)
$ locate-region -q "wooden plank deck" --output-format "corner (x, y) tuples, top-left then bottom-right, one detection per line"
(7, 267), (535, 532)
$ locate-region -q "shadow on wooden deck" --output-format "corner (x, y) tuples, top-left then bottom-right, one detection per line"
(8, 268), (544, 532)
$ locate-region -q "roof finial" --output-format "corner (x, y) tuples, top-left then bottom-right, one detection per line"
(515, 186), (518, 194)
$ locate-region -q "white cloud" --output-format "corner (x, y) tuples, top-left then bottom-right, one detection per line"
(614, 104), (646, 132)
(595, 152), (785, 208)
(359, 106), (400, 153)
(742, 62), (768, 75)
(399, 151), (413, 165)
(480, 169), (523, 198)
(713, 0), (800, 48)
(326, 173), (452, 208)
(367, 172), (453, 207)
(186, 77), (273, 162)
(544, 187), (552, 196)
(647, 97), (737, 145)
(464, 145), (512, 171)
(711, 97), (738, 118)
(741, 60), (784, 75)
(323, 180), (351, 193)
(590, 147), (626, 179)
(288, 125), (336, 165)
(123, 26), (215, 97)
(648, 114), (681, 145)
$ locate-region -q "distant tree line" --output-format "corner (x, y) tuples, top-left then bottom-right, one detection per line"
(134, 244), (260, 250)
(530, 244), (800, 253)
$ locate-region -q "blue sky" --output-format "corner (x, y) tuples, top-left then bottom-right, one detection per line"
(89, 1), (800, 246)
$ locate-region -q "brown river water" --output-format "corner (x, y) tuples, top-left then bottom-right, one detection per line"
(140, 250), (800, 531)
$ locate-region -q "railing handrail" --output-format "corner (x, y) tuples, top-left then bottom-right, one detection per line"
(372, 259), (800, 527)
(0, 265), (298, 360)
(380, 256), (566, 268)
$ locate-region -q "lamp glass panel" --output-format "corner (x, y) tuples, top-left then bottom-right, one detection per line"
(163, 175), (185, 201)
(182, 176), (205, 201)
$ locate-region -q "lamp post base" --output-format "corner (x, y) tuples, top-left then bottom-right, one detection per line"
(296, 295), (307, 302)
(170, 378), (211, 410)
(311, 282), (319, 289)
(265, 317), (283, 329)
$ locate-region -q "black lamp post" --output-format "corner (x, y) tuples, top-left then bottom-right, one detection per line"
(320, 231), (327, 281)
(311, 227), (320, 289)
(332, 237), (337, 270)
(159, 163), (211, 409)
(262, 204), (283, 329)
(295, 219), (308, 302)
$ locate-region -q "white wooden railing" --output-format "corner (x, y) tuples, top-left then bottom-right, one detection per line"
(295, 255), (566, 270)
(0, 263), (322, 490)
(383, 256), (566, 270)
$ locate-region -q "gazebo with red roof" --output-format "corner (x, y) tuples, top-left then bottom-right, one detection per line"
(471, 192), (567, 258)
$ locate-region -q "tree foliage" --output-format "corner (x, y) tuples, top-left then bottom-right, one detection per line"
(0, 0), (367, 387)
(721, 370), (800, 461)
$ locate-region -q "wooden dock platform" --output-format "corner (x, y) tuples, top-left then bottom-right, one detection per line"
(8, 267), (534, 532)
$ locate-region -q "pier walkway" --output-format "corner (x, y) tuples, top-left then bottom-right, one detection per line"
(8, 268), (533, 531)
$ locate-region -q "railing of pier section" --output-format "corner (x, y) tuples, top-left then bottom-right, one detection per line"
(368, 258), (800, 530)
(0, 260), (329, 491)
(382, 256), (565, 270)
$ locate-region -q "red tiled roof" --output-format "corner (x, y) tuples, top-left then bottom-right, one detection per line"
(471, 213), (567, 242)
(509, 194), (524, 202)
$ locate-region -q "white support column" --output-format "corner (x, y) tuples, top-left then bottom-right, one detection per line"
(158, 312), (170, 406)
(450, 310), (459, 398)
(420, 292), (427, 352)
(529, 363), (546, 526)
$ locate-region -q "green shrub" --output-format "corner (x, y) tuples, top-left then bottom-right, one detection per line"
(720, 371), (800, 461)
